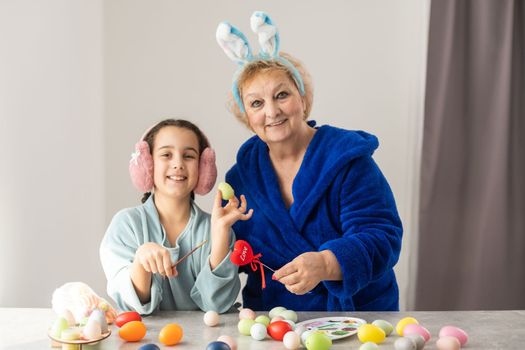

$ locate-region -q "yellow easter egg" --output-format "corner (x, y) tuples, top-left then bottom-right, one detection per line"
(357, 324), (386, 344)
(395, 317), (419, 336)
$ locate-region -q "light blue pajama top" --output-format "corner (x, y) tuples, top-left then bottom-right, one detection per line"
(100, 195), (240, 315)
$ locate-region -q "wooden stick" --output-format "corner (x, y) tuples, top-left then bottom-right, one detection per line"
(172, 239), (208, 268)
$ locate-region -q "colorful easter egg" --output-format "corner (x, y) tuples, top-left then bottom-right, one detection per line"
(403, 323), (431, 342)
(269, 306), (287, 318)
(217, 335), (237, 350)
(280, 310), (298, 323)
(359, 342), (379, 350)
(206, 341), (231, 350)
(304, 332), (332, 350)
(396, 317), (419, 336)
(255, 315), (270, 326)
(159, 323), (183, 346)
(436, 335), (461, 350)
(83, 320), (102, 340)
(238, 319), (256, 336)
(119, 320), (146, 342)
(267, 320), (293, 341)
(239, 308), (256, 320)
(250, 322), (267, 340)
(88, 309), (108, 333)
(394, 337), (417, 350)
(204, 310), (220, 326)
(138, 344), (160, 350)
(358, 324), (386, 344)
(218, 182), (235, 200)
(115, 311), (142, 327)
(406, 334), (426, 350)
(439, 325), (468, 346)
(283, 331), (301, 349)
(372, 319), (394, 336)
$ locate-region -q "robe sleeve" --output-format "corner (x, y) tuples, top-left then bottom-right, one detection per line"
(319, 156), (403, 298)
(190, 228), (241, 313)
(99, 210), (163, 315)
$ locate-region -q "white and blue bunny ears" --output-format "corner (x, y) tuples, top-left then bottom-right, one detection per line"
(216, 11), (305, 113)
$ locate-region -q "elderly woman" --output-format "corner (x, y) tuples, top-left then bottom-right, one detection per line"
(217, 12), (402, 311)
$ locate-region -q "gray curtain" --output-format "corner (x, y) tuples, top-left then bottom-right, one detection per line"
(416, 0), (525, 310)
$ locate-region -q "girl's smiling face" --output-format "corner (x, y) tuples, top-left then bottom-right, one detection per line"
(242, 70), (306, 145)
(152, 126), (200, 199)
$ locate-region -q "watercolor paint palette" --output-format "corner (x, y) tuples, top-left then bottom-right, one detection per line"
(296, 316), (367, 340)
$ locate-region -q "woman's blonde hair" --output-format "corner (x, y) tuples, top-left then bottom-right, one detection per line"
(227, 52), (314, 128)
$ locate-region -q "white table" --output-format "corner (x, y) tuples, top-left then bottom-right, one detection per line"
(1, 308), (523, 349)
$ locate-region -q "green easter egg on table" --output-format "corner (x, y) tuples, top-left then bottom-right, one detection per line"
(255, 315), (270, 326)
(304, 332), (332, 350)
(238, 319), (256, 336)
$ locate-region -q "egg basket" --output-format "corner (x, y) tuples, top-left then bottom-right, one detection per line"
(48, 329), (111, 349)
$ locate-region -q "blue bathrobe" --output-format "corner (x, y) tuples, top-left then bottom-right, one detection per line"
(226, 121), (402, 311)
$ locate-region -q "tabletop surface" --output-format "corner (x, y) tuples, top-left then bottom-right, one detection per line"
(1, 308), (524, 349)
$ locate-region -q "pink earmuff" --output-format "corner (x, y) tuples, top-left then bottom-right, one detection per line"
(129, 140), (154, 193)
(129, 138), (217, 195)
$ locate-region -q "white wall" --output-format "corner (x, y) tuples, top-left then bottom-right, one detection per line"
(0, 0), (428, 310)
(0, 0), (105, 307)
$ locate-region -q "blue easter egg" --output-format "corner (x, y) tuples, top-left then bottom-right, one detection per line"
(138, 344), (161, 350)
(206, 341), (231, 350)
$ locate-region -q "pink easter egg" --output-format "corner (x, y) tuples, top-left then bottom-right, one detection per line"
(436, 335), (461, 350)
(439, 326), (468, 346)
(403, 323), (431, 342)
(239, 308), (256, 320)
(217, 335), (237, 350)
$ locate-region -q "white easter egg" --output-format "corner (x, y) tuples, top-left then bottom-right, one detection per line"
(394, 337), (417, 350)
(203, 311), (220, 327)
(283, 331), (301, 349)
(83, 320), (102, 340)
(250, 322), (267, 341)
(88, 309), (108, 333)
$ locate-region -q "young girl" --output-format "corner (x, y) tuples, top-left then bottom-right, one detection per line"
(100, 119), (252, 315)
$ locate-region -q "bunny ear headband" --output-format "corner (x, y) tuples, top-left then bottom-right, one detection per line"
(216, 11), (305, 113)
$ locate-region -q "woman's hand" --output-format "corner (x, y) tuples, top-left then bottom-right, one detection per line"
(134, 242), (178, 278)
(272, 250), (342, 295)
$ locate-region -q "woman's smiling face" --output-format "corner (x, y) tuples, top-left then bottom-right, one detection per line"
(242, 70), (306, 145)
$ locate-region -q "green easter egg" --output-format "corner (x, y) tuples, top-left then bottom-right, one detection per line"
(255, 315), (270, 326)
(280, 310), (298, 323)
(218, 182), (235, 200)
(304, 332), (332, 350)
(238, 319), (256, 336)
(372, 319), (394, 336)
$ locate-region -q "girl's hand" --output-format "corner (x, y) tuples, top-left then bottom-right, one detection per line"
(209, 190), (253, 269)
(211, 190), (253, 230)
(272, 250), (342, 295)
(135, 242), (178, 278)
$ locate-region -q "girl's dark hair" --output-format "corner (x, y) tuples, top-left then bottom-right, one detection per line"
(141, 119), (210, 203)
